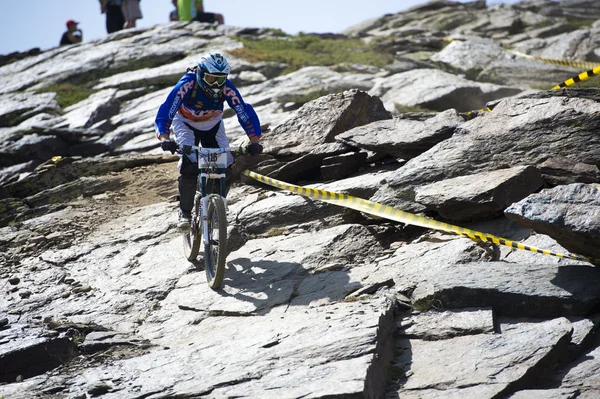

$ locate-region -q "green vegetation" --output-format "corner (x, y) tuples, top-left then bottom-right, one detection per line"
(230, 33), (395, 74)
(394, 103), (434, 113)
(278, 90), (330, 104)
(0, 110), (30, 127)
(265, 226), (289, 237)
(566, 18), (597, 29)
(412, 296), (443, 312)
(37, 83), (94, 109)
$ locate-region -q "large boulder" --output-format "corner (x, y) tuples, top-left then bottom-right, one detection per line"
(368, 68), (522, 113)
(505, 183), (600, 262)
(371, 89), (600, 213)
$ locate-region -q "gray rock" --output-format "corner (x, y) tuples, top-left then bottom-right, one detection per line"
(0, 92), (60, 128)
(0, 335), (77, 383)
(265, 89), (391, 159)
(3, 3), (600, 398)
(336, 109), (465, 160)
(58, 89), (120, 129)
(372, 90), (600, 213)
(397, 308), (495, 340)
(559, 345), (600, 390)
(415, 166), (545, 222)
(505, 183), (600, 262)
(369, 68), (522, 113)
(432, 38), (579, 88)
(509, 389), (579, 399)
(412, 262), (600, 318)
(539, 156), (600, 186)
(392, 318), (572, 398)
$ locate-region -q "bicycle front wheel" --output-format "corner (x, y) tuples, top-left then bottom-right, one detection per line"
(204, 194), (228, 289)
(183, 194), (202, 261)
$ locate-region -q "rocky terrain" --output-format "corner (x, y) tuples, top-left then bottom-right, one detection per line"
(1, 0), (600, 398)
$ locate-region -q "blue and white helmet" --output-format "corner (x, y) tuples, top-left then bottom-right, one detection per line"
(196, 53), (231, 98)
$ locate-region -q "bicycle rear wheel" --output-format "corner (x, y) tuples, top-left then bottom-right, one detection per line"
(183, 194), (202, 261)
(204, 194), (227, 289)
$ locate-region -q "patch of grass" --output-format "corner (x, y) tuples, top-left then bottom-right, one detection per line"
(230, 33), (395, 75)
(566, 17), (597, 29)
(412, 296), (443, 312)
(265, 226), (288, 237)
(0, 110), (31, 127)
(36, 83), (94, 109)
(394, 103), (434, 113)
(278, 90), (330, 104)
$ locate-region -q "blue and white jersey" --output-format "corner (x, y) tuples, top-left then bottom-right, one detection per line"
(154, 72), (262, 140)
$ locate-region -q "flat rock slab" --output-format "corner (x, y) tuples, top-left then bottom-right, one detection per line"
(415, 165), (545, 222)
(505, 183), (600, 262)
(397, 308), (495, 340)
(0, 334), (77, 383)
(335, 109), (464, 160)
(411, 262), (600, 318)
(508, 388), (580, 398)
(558, 345), (600, 391)
(393, 318), (572, 398)
(0, 298), (395, 399)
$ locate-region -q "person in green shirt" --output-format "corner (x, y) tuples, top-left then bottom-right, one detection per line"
(177, 0), (224, 24)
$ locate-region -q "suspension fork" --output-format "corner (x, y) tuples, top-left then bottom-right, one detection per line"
(199, 168), (228, 246)
(200, 173), (210, 246)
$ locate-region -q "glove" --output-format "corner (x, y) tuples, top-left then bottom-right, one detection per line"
(161, 140), (178, 154)
(247, 143), (263, 156)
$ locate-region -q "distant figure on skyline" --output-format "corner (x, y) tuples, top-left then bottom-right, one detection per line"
(170, 0), (179, 21)
(122, 0), (143, 29)
(178, 0), (224, 25)
(59, 20), (83, 46)
(99, 0), (125, 34)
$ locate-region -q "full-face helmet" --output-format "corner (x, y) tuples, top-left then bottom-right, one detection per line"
(196, 53), (230, 98)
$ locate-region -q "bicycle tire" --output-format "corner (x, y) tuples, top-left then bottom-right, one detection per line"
(183, 194), (202, 261)
(204, 194), (227, 289)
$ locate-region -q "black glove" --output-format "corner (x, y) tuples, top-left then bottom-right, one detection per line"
(161, 140), (178, 154)
(247, 143), (263, 156)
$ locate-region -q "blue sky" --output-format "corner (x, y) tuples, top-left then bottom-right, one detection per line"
(0, 0), (520, 55)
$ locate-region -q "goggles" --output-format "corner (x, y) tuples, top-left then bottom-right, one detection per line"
(203, 73), (227, 86)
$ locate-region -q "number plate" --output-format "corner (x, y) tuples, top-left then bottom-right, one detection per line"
(199, 152), (228, 168)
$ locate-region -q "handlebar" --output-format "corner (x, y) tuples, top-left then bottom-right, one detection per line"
(176, 145), (248, 156)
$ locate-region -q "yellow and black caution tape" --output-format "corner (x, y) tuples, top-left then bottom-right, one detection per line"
(465, 108), (492, 117)
(443, 39), (597, 70)
(551, 65), (600, 89)
(506, 49), (599, 71)
(505, 48), (600, 89)
(243, 170), (599, 265)
(442, 39), (600, 90)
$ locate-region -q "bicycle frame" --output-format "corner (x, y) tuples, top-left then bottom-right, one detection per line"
(184, 145), (243, 245)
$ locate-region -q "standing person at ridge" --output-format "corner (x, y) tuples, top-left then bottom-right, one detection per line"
(169, 0), (179, 21)
(122, 0), (143, 29)
(99, 0), (125, 34)
(177, 0), (224, 25)
(59, 20), (83, 46)
(155, 53), (263, 229)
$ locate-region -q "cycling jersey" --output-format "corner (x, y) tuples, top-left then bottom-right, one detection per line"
(154, 71), (262, 140)
(177, 0), (199, 21)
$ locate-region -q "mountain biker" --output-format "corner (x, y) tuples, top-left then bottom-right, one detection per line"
(154, 52), (263, 229)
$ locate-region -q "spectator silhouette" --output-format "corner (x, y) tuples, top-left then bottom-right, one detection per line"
(100, 0), (125, 34)
(170, 0), (179, 21)
(177, 0), (224, 25)
(59, 20), (83, 46)
(122, 0), (143, 29)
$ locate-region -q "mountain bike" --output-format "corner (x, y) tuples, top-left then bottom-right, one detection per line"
(177, 145), (247, 289)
